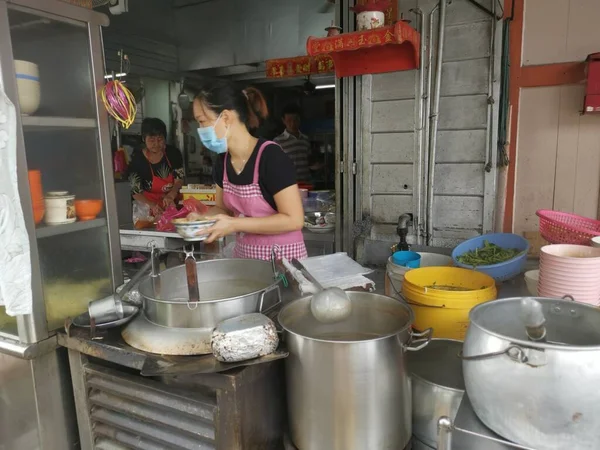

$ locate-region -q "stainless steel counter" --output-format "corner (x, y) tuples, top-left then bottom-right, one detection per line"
(119, 224), (335, 256)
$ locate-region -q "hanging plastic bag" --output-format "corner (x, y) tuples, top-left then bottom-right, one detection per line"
(133, 201), (154, 229)
(182, 197), (210, 215)
(156, 205), (189, 232)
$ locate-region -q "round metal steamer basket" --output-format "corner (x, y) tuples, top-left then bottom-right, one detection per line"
(278, 292), (432, 450)
(462, 297), (600, 450)
(137, 258), (282, 328)
(408, 339), (465, 449)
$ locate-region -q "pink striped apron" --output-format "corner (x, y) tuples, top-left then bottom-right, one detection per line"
(222, 141), (307, 261)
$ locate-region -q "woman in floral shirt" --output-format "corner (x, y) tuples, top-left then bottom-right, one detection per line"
(128, 118), (184, 216)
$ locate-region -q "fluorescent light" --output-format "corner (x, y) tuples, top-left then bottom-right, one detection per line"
(315, 84), (335, 90)
(104, 73), (127, 79)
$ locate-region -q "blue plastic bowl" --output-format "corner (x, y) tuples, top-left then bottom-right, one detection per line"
(451, 233), (530, 282)
(392, 251), (422, 268)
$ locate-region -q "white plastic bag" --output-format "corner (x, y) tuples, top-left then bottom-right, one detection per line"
(132, 200), (153, 228)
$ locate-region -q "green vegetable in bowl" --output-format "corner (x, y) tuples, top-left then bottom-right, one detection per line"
(457, 240), (522, 267)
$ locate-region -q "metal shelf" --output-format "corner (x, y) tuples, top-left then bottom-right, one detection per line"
(21, 116), (97, 131)
(36, 218), (106, 239)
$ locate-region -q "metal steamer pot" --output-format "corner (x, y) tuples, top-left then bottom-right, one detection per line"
(408, 339), (465, 449)
(278, 292), (432, 450)
(137, 258), (282, 328)
(461, 297), (600, 450)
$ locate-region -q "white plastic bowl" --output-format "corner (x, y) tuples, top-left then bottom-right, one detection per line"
(524, 270), (539, 296)
(172, 219), (216, 241)
(14, 60), (40, 115)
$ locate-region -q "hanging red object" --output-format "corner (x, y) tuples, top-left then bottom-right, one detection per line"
(306, 21), (420, 78)
(583, 52), (600, 114)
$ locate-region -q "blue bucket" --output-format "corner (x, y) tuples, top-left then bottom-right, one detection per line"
(392, 251), (421, 268)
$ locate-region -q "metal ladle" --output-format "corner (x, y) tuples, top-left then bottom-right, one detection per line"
(520, 297), (547, 342)
(291, 259), (352, 323)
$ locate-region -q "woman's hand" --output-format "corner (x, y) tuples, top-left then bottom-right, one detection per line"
(204, 214), (238, 243)
(150, 203), (163, 217)
(162, 193), (176, 208)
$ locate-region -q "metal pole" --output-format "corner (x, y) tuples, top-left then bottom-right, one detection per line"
(437, 416), (454, 450)
(426, 0), (449, 245)
(411, 7), (426, 245)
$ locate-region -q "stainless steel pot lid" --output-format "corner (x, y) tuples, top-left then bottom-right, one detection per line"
(278, 292), (414, 343)
(469, 297), (600, 349)
(408, 338), (464, 391)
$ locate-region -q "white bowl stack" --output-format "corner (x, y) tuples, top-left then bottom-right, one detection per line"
(538, 244), (600, 305)
(14, 60), (40, 115)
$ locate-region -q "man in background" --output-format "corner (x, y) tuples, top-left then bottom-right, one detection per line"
(274, 104), (311, 183)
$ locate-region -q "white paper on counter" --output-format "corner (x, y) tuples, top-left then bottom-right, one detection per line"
(0, 89), (33, 316)
(282, 253), (374, 294)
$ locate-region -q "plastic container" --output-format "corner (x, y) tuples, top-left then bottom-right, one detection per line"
(180, 185), (216, 206)
(74, 199), (103, 221)
(28, 170), (44, 224)
(402, 267), (497, 340)
(14, 60), (40, 115)
(44, 193), (76, 225)
(538, 244), (600, 305)
(385, 252), (452, 299)
(524, 270), (539, 296)
(392, 251), (421, 268)
(451, 233), (529, 282)
(537, 209), (600, 245)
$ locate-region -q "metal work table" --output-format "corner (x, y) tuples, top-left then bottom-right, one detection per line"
(120, 224), (335, 256)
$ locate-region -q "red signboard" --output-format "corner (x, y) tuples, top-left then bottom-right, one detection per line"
(306, 22), (420, 78)
(266, 55), (335, 79)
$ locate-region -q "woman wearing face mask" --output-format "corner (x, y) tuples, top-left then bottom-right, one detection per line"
(193, 80), (307, 261)
(128, 118), (184, 217)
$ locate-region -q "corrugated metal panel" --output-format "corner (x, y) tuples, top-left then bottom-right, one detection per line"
(84, 364), (217, 450)
(436, 130), (486, 163)
(361, 0), (500, 248)
(371, 99), (415, 132)
(371, 71), (417, 101)
(372, 194), (413, 223)
(372, 164), (414, 194)
(371, 132), (415, 163)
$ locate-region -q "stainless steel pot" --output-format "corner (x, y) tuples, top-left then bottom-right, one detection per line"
(408, 339), (465, 448)
(138, 258), (281, 328)
(462, 297), (600, 450)
(278, 292), (432, 450)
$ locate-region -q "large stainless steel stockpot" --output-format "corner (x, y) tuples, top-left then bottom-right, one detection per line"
(462, 297), (600, 450)
(279, 292), (431, 450)
(408, 339), (465, 448)
(138, 258), (281, 328)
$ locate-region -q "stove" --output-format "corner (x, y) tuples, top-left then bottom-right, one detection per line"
(58, 328), (286, 450)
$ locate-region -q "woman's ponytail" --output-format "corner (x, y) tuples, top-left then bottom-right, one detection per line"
(243, 87), (268, 130)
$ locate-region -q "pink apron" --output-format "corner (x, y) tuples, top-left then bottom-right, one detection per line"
(222, 141), (308, 261)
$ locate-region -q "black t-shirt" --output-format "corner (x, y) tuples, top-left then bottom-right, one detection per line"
(128, 145), (184, 195)
(213, 139), (296, 211)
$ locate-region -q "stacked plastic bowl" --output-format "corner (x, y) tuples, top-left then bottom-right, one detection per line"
(14, 60), (40, 115)
(538, 244), (600, 305)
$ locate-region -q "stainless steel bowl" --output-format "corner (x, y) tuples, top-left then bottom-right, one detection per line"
(304, 211), (335, 226)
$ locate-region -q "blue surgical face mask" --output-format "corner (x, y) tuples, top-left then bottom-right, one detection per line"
(197, 114), (229, 154)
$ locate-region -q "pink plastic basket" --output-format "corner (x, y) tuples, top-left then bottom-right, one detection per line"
(536, 210), (600, 245)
